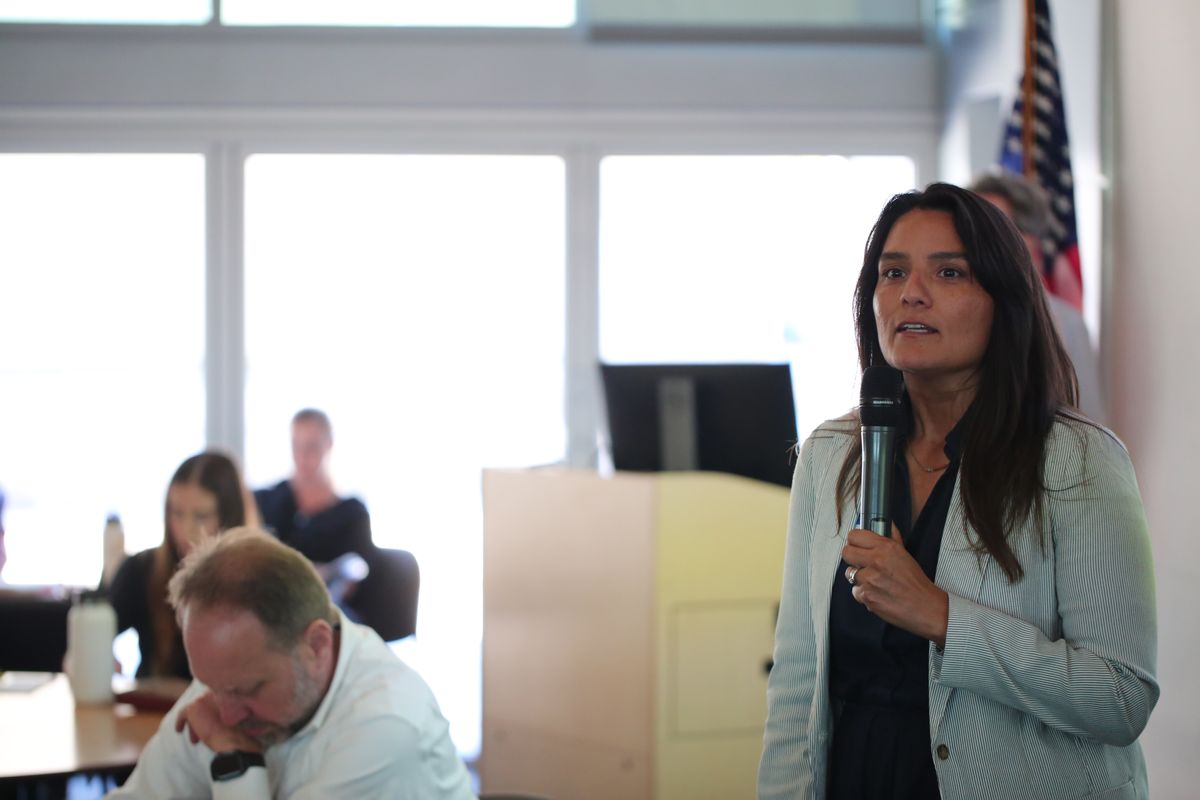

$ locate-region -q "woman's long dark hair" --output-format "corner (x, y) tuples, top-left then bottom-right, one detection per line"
(147, 451), (248, 676)
(836, 182), (1078, 582)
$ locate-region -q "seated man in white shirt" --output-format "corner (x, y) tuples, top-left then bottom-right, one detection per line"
(108, 527), (475, 800)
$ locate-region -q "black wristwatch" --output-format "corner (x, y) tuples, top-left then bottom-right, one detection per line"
(211, 750), (266, 782)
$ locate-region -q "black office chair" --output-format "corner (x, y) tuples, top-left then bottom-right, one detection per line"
(346, 548), (419, 642)
(0, 594), (69, 672)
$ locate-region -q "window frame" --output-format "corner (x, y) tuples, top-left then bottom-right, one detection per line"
(0, 26), (938, 763)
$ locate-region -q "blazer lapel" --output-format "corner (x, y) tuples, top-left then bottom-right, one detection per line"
(810, 505), (854, 668)
(929, 471), (992, 734)
(808, 489), (857, 770)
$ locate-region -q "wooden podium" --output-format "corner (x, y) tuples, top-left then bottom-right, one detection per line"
(480, 468), (789, 800)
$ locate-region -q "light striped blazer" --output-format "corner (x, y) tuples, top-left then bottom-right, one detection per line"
(758, 412), (1159, 800)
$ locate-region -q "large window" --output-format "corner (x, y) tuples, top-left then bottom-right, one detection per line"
(0, 144), (923, 762)
(588, 0), (923, 31)
(599, 155), (917, 439)
(242, 154), (567, 758)
(0, 154), (207, 586)
(0, 0), (572, 26)
(0, 0), (210, 24)
(222, 0), (573, 27)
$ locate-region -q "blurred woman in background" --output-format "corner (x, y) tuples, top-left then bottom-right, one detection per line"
(109, 451), (253, 678)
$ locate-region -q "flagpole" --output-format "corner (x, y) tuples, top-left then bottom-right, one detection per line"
(1022, 0), (1037, 178)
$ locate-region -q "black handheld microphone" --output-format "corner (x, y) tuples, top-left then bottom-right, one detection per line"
(859, 365), (905, 536)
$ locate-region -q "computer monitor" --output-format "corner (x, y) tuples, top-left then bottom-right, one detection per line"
(599, 363), (798, 488)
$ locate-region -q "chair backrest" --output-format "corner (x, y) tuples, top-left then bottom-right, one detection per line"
(0, 594), (70, 672)
(346, 548), (419, 642)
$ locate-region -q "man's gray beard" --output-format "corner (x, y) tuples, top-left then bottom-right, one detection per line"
(239, 654), (323, 749)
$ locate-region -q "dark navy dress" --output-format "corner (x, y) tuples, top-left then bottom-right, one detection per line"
(826, 428), (962, 800)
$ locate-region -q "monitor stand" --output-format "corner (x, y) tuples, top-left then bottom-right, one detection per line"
(657, 376), (698, 472)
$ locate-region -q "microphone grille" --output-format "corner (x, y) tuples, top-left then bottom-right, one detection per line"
(860, 365), (904, 427)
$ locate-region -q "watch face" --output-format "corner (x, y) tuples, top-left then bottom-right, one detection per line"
(211, 752), (245, 782)
(211, 750), (265, 782)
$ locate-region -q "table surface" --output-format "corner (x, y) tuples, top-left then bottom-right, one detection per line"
(0, 673), (167, 781)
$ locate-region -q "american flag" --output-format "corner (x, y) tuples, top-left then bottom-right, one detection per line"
(999, 0), (1082, 309)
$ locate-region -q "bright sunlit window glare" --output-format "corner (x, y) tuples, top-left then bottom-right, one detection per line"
(242, 154), (566, 759)
(598, 155), (917, 441)
(222, 0), (574, 27)
(0, 154), (207, 587)
(0, 0), (210, 24)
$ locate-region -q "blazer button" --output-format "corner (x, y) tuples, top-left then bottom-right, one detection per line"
(936, 744), (950, 760)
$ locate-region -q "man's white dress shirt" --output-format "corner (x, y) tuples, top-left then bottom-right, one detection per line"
(107, 611), (475, 799)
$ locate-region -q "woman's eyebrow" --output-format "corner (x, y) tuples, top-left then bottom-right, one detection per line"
(879, 250), (968, 263)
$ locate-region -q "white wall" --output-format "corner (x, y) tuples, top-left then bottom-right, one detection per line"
(0, 26), (939, 117)
(1111, 1), (1200, 796)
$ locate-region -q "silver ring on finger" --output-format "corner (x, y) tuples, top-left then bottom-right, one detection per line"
(846, 566), (859, 586)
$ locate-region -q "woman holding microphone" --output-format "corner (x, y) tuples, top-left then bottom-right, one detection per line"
(759, 183), (1157, 799)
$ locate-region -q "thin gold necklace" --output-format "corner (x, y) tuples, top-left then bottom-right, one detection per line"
(907, 447), (949, 473)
